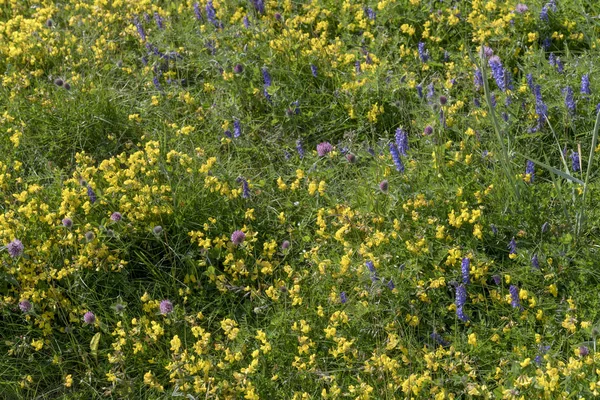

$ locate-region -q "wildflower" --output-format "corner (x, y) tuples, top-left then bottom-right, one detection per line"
(389, 143), (405, 172)
(64, 83), (71, 90)
(133, 16), (146, 41)
(237, 177), (251, 198)
(160, 300), (174, 315)
(355, 60), (361, 74)
(206, 1), (220, 28)
(7, 239), (24, 258)
(281, 240), (290, 250)
(531, 254), (540, 269)
(509, 285), (521, 309)
(379, 180), (389, 193)
(416, 84), (423, 99)
(83, 311), (96, 324)
(491, 224), (498, 235)
(86, 185), (97, 204)
(482, 46), (494, 58)
(439, 95), (447, 106)
(418, 42), (429, 62)
(473, 97), (481, 107)
(243, 15), (250, 28)
(526, 160), (535, 182)
(456, 306), (469, 322)
(363, 6), (376, 20)
(424, 125), (433, 135)
(515, 3), (528, 13)
(540, 4), (549, 22)
(346, 153), (356, 163)
(85, 231), (95, 242)
(340, 292), (347, 304)
(296, 139), (305, 159)
(54, 78), (63, 86)
(556, 57), (564, 73)
(533, 85), (548, 122)
(571, 151), (580, 172)
(473, 69), (483, 90)
(526, 74), (534, 91)
(492, 275), (501, 285)
(488, 56), (506, 92)
(461, 258), (470, 284)
(262, 67), (272, 101)
(233, 120), (242, 138)
(317, 142), (333, 157)
(581, 74), (591, 95)
(19, 300), (32, 313)
(395, 128), (409, 156)
(154, 11), (164, 29)
(231, 230), (246, 245)
(252, 0), (265, 14)
(110, 212), (122, 222)
(193, 2), (203, 21)
(508, 237), (517, 255)
(490, 92), (496, 108)
(387, 279), (395, 290)
(310, 64), (318, 77)
(152, 76), (162, 91)
(426, 83), (435, 102)
(431, 332), (449, 346)
(234, 64), (244, 74)
(456, 284), (469, 322)
(563, 86), (575, 114)
(579, 346), (590, 357)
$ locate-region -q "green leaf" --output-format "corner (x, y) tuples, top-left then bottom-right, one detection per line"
(90, 332), (101, 359)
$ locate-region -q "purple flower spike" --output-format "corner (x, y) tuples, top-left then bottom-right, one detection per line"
(395, 128), (409, 156)
(509, 285), (521, 309)
(388, 143), (404, 172)
(488, 56), (506, 92)
(379, 180), (389, 193)
(340, 291), (347, 304)
(110, 212), (122, 222)
(461, 258), (470, 284)
(581, 74), (591, 95)
(526, 160), (535, 182)
(571, 152), (580, 172)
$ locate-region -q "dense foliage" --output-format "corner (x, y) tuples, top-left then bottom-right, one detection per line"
(1, 0), (600, 398)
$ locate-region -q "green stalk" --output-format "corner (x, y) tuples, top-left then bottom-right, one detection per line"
(479, 52), (520, 201)
(576, 110), (600, 235)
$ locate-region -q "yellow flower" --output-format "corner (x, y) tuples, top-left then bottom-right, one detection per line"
(468, 333), (477, 347)
(64, 374), (73, 388)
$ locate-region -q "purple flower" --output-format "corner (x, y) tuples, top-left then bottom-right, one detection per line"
(340, 291), (347, 304)
(488, 56), (506, 92)
(579, 346), (590, 357)
(233, 120), (242, 138)
(363, 6), (376, 20)
(515, 3), (528, 13)
(431, 332), (449, 346)
(193, 2), (203, 21)
(7, 239), (24, 258)
(563, 86), (575, 114)
(154, 11), (164, 29)
(234, 64), (244, 74)
(482, 46), (494, 58)
(317, 142), (333, 157)
(509, 285), (521, 309)
(395, 128), (409, 156)
(355, 60), (361, 74)
(540, 4), (549, 21)
(581, 74), (591, 95)
(571, 151), (580, 172)
(346, 153), (356, 163)
(379, 180), (389, 193)
(416, 84), (423, 99)
(231, 230), (246, 245)
(87, 186), (97, 204)
(152, 76), (162, 91)
(439, 95), (447, 106)
(389, 143), (404, 173)
(366, 260), (375, 273)
(387, 279), (395, 290)
(556, 57), (564, 73)
(262, 67), (272, 87)
(508, 237), (517, 255)
(534, 85), (548, 122)
(310, 64), (318, 77)
(281, 240), (290, 250)
(19, 300), (32, 313)
(531, 254), (540, 269)
(491, 224), (498, 235)
(206, 0), (219, 27)
(461, 258), (470, 284)
(296, 139), (305, 159)
(84, 311), (96, 324)
(526, 160), (535, 182)
(252, 0), (265, 13)
(542, 37), (552, 50)
(526, 73), (534, 91)
(237, 177), (251, 199)
(133, 16), (146, 41)
(548, 53), (556, 66)
(456, 306), (469, 322)
(110, 212), (122, 222)
(418, 42), (429, 62)
(490, 92), (496, 108)
(243, 15), (250, 28)
(492, 275), (501, 285)
(424, 125), (433, 135)
(159, 300), (173, 315)
(456, 284), (467, 308)
(426, 83), (435, 102)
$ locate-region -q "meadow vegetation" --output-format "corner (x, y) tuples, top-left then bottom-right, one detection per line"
(1, 0), (600, 398)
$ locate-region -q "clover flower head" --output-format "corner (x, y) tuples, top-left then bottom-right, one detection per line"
(317, 142), (333, 157)
(19, 300), (32, 313)
(160, 300), (173, 315)
(84, 311), (96, 324)
(231, 230), (246, 245)
(7, 239), (24, 258)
